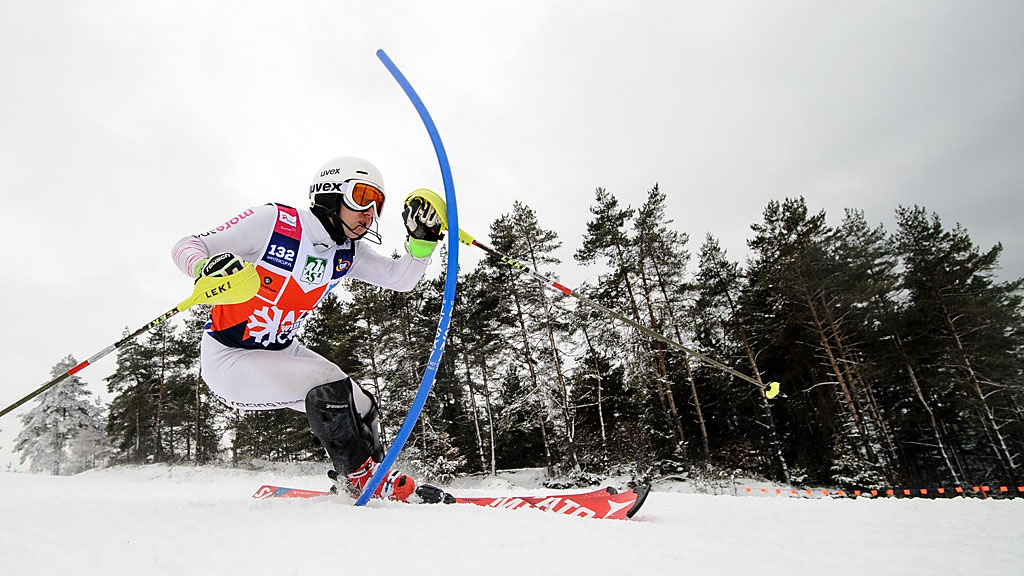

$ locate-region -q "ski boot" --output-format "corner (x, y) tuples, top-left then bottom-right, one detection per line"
(328, 456), (416, 502)
(328, 457), (455, 504)
(414, 483), (456, 504)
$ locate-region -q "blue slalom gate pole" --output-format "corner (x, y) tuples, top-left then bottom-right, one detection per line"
(355, 50), (460, 506)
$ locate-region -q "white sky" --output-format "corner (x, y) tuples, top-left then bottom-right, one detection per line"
(2, 1), (1023, 464)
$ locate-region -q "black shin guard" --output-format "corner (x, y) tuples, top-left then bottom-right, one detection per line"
(305, 378), (384, 476)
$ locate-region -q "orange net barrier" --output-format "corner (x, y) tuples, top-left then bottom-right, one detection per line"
(734, 485), (1024, 498)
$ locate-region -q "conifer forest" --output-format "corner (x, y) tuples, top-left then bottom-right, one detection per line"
(21, 188), (1024, 491)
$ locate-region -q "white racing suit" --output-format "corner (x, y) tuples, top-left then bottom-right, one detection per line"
(172, 203), (428, 415)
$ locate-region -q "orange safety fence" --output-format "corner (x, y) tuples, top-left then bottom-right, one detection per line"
(734, 485), (1024, 498)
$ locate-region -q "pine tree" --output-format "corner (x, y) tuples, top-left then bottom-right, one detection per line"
(633, 185), (708, 458)
(491, 202), (581, 473)
(231, 409), (315, 462)
(567, 293), (650, 477)
(576, 187), (687, 459)
(827, 209), (905, 480)
(454, 267), (510, 475)
(692, 234), (789, 481)
(484, 203), (580, 475)
(106, 329), (159, 461)
(893, 205), (1024, 483)
(745, 197), (881, 482)
(106, 321), (197, 463)
(15, 355), (106, 475)
(171, 306), (227, 464)
(472, 237), (554, 474)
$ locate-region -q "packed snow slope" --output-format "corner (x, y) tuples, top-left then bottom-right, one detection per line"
(1, 464), (1021, 575)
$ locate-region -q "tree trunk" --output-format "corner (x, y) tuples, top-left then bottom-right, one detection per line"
(478, 355), (497, 475)
(525, 243), (578, 469)
(719, 281), (790, 482)
(939, 301), (1018, 481)
(634, 250), (686, 457)
(510, 287), (554, 476)
(194, 367), (201, 465)
(803, 288), (875, 462)
(157, 356), (165, 461)
(461, 344), (488, 473)
(135, 405), (141, 458)
(611, 238), (685, 453)
(817, 293), (895, 474)
(580, 323), (609, 462)
(649, 256), (708, 458)
(895, 333), (962, 485)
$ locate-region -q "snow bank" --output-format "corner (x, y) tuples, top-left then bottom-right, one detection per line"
(1, 464), (1021, 575)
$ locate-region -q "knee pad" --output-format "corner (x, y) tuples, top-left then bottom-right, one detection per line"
(305, 378), (384, 476)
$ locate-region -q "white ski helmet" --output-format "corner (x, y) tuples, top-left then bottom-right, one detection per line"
(309, 156), (386, 216)
(309, 156), (386, 244)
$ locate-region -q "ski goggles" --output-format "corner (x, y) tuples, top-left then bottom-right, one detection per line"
(336, 179), (385, 217)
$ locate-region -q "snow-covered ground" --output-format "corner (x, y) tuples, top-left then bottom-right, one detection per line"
(1, 464), (1021, 575)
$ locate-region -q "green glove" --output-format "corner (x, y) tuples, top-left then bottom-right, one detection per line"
(405, 237), (438, 259)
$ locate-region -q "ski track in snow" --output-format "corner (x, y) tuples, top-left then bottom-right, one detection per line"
(1, 465), (1022, 575)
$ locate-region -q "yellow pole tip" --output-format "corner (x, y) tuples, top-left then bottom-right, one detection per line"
(765, 381), (781, 399)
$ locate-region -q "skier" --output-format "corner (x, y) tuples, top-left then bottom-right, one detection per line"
(171, 156), (449, 503)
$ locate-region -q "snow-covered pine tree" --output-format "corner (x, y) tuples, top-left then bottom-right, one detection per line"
(403, 258), (470, 482)
(453, 266), (511, 475)
(14, 355), (106, 475)
(171, 306), (227, 464)
(576, 187), (688, 460)
(566, 294), (649, 476)
(632, 185), (711, 460)
(489, 202), (575, 476)
(893, 205), (1024, 485)
(692, 234), (790, 483)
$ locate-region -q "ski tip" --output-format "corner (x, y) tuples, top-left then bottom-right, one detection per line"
(626, 485), (651, 518)
(253, 485), (279, 499)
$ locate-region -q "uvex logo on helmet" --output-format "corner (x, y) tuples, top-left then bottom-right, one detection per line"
(320, 168), (343, 177)
(310, 182), (346, 194)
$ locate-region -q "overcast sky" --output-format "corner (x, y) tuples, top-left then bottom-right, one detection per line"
(2, 1), (1022, 466)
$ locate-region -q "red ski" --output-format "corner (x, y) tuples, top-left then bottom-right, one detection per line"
(253, 485), (330, 500)
(456, 486), (649, 520)
(252, 484), (649, 520)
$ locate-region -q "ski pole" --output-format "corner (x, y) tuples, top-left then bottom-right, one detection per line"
(0, 264), (262, 419)
(408, 190), (780, 400)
